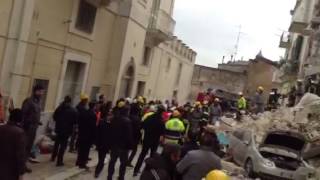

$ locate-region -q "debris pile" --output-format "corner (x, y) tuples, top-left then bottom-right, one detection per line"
(230, 93), (320, 144)
(221, 93), (320, 172)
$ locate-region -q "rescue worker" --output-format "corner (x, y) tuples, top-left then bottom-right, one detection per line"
(107, 100), (133, 180)
(189, 102), (203, 131)
(236, 92), (246, 121)
(209, 98), (222, 126)
(94, 107), (112, 178)
(76, 100), (96, 169)
(267, 88), (280, 110)
(252, 86), (265, 114)
(133, 105), (165, 177)
(51, 96), (78, 166)
(69, 94), (89, 153)
(201, 100), (210, 125)
(164, 110), (185, 144)
(21, 84), (45, 173)
(205, 170), (229, 180)
(127, 102), (142, 167)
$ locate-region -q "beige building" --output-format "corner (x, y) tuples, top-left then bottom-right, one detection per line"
(192, 53), (279, 103)
(0, 0), (196, 115)
(191, 64), (247, 100)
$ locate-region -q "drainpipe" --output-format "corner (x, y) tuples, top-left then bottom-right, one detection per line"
(0, 0), (35, 103)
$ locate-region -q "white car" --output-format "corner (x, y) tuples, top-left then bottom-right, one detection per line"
(228, 129), (316, 180)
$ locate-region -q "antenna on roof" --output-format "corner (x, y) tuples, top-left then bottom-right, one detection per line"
(222, 56), (225, 64)
(234, 25), (244, 60)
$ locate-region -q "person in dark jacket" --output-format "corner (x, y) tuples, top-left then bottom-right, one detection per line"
(181, 130), (199, 158)
(127, 102), (142, 167)
(94, 104), (112, 178)
(51, 96), (78, 166)
(0, 109), (26, 180)
(140, 143), (181, 180)
(177, 130), (222, 180)
(21, 84), (45, 172)
(107, 100), (133, 180)
(133, 105), (166, 176)
(76, 100), (97, 169)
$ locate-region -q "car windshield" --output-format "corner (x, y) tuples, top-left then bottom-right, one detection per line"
(264, 133), (305, 151)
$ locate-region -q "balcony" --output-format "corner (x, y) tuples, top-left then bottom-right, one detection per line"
(145, 10), (176, 46)
(289, 0), (310, 33)
(279, 32), (291, 48)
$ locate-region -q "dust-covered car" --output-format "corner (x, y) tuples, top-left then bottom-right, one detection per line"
(228, 129), (316, 180)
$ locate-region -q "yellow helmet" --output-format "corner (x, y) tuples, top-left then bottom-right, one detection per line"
(172, 110), (181, 118)
(80, 93), (89, 101)
(137, 96), (145, 104)
(195, 101), (201, 107)
(206, 170), (229, 180)
(117, 101), (126, 108)
(257, 86), (264, 91)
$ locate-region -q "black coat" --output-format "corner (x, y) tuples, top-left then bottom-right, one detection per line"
(142, 113), (165, 145)
(140, 153), (176, 180)
(78, 106), (96, 144)
(0, 123), (26, 180)
(110, 115), (133, 150)
(53, 103), (78, 136)
(130, 114), (142, 144)
(96, 119), (112, 151)
(21, 96), (41, 130)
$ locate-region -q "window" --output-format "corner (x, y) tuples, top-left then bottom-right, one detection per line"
(142, 46), (152, 66)
(172, 90), (178, 100)
(90, 86), (100, 101)
(33, 79), (49, 111)
(75, 0), (97, 34)
(166, 58), (172, 71)
(136, 81), (146, 96)
(176, 63), (183, 84)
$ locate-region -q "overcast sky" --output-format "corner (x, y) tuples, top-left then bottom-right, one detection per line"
(173, 0), (296, 67)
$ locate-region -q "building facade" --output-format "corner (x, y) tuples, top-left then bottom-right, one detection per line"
(192, 54), (279, 103)
(0, 0), (196, 114)
(279, 0), (320, 92)
(191, 64), (247, 100)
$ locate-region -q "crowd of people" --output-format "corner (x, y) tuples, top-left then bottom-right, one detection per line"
(0, 83), (274, 180)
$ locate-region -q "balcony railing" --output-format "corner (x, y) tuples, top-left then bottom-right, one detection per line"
(279, 32), (291, 48)
(146, 9), (176, 46)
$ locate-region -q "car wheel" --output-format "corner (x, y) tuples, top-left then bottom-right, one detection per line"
(245, 159), (256, 178)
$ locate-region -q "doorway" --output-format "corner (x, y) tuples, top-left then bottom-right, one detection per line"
(61, 61), (87, 105)
(119, 65), (134, 98)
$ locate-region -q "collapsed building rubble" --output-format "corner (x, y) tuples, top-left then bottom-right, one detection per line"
(219, 93), (320, 179)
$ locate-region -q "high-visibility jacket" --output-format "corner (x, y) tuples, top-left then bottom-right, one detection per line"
(237, 97), (247, 109)
(164, 118), (185, 144)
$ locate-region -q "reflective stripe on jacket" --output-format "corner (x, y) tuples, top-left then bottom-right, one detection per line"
(164, 118), (185, 144)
